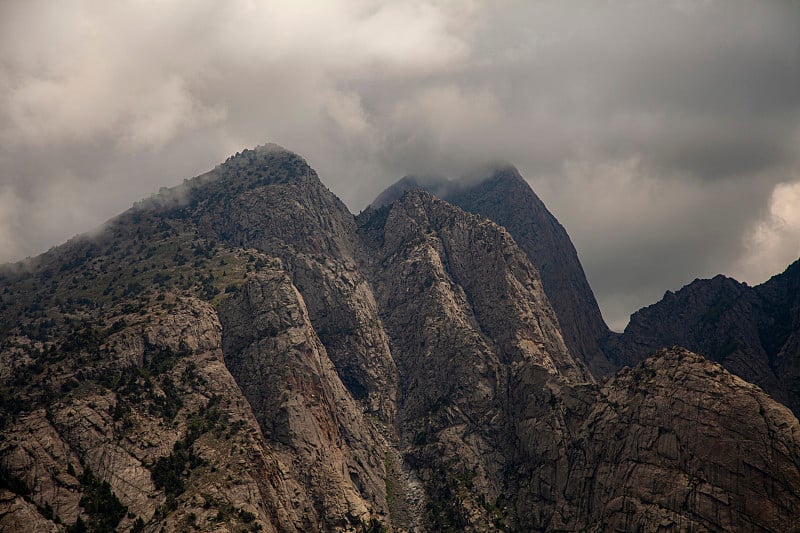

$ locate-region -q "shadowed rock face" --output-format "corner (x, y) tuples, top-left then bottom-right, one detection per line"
(218, 267), (389, 530)
(373, 166), (615, 378)
(376, 167), (800, 424)
(1, 146), (800, 531)
(606, 261), (800, 416)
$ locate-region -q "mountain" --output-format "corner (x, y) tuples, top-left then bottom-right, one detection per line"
(372, 166), (615, 378)
(0, 146), (394, 532)
(375, 169), (800, 420)
(1, 145), (799, 531)
(606, 259), (800, 415)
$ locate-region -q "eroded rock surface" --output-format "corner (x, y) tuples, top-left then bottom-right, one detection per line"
(219, 265), (390, 530)
(559, 348), (800, 532)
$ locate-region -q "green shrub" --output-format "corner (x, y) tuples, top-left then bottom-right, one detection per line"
(75, 469), (127, 532)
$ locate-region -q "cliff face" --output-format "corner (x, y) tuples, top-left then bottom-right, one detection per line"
(218, 265), (390, 530)
(357, 191), (589, 530)
(558, 347), (800, 532)
(607, 261), (800, 416)
(0, 147), (397, 532)
(1, 146), (800, 532)
(0, 291), (321, 532)
(372, 167), (615, 377)
(194, 146), (398, 423)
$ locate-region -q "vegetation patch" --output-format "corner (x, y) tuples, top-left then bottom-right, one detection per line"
(150, 397), (223, 505)
(68, 469), (127, 533)
(0, 465), (30, 496)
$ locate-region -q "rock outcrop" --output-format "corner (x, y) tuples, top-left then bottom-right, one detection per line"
(194, 146), (399, 423)
(357, 190), (589, 530)
(557, 347), (800, 531)
(0, 290), (315, 532)
(218, 265), (390, 530)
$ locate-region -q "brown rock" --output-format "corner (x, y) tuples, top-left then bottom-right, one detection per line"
(2, 146), (800, 532)
(372, 166), (615, 377)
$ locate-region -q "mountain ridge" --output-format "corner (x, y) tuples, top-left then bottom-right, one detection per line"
(606, 256), (800, 415)
(1, 146), (800, 531)
(372, 166), (615, 377)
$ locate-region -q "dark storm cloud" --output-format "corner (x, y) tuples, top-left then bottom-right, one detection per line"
(1, 0), (799, 330)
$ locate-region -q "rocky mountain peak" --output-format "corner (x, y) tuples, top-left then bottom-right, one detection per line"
(758, 257), (800, 301)
(126, 144), (321, 219)
(370, 175), (451, 208)
(622, 274), (750, 334)
(359, 187), (591, 384)
(463, 163), (527, 188)
(370, 164), (526, 210)
(565, 346), (800, 532)
(3, 145), (800, 532)
(606, 258), (800, 416)
(216, 143), (313, 183)
(374, 164), (616, 377)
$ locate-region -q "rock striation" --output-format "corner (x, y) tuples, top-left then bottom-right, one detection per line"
(194, 146), (399, 423)
(357, 190), (589, 529)
(1, 145), (799, 531)
(218, 265), (390, 530)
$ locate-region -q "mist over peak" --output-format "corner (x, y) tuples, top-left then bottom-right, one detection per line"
(371, 162), (525, 208)
(1, 0), (799, 334)
(457, 161), (521, 186)
(2, 142), (800, 531)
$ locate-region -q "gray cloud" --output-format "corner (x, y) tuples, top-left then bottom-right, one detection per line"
(1, 0), (799, 331)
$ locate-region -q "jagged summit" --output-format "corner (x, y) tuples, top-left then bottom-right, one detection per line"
(370, 163), (525, 209)
(458, 162), (526, 186)
(606, 254), (800, 415)
(218, 143), (301, 172)
(358, 187), (591, 384)
(213, 144), (316, 187)
(626, 274), (748, 323)
(127, 144), (317, 217)
(374, 164), (616, 377)
(761, 256), (800, 292)
(370, 174), (450, 208)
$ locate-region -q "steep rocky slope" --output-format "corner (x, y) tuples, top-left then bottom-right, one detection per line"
(192, 146), (398, 423)
(357, 190), (589, 530)
(373, 167), (614, 377)
(0, 289), (322, 532)
(378, 162), (800, 421)
(607, 260), (800, 415)
(1, 145), (800, 531)
(218, 266), (389, 529)
(0, 147), (396, 531)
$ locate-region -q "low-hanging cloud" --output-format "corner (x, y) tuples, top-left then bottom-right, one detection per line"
(1, 0), (799, 330)
(734, 179), (800, 286)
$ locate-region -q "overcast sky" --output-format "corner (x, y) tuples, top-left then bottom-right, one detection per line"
(1, 1), (799, 330)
